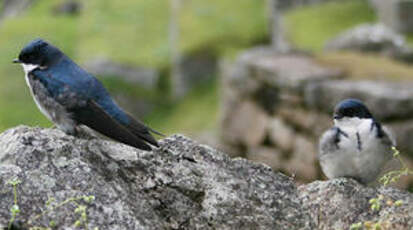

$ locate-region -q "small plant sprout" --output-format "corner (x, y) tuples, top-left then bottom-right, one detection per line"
(4, 179), (97, 229)
(350, 222), (363, 230)
(350, 146), (412, 229)
(7, 178), (22, 230)
(379, 147), (413, 186)
(29, 194), (96, 229)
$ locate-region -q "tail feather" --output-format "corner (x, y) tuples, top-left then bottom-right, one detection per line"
(125, 114), (161, 147)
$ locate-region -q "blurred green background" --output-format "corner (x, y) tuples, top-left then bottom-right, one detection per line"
(0, 0), (267, 135)
(1, 0), (411, 136)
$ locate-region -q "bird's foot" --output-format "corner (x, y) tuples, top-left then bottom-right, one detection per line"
(73, 126), (98, 140)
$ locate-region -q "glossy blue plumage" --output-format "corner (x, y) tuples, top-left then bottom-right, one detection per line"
(15, 39), (160, 150)
(32, 57), (130, 125)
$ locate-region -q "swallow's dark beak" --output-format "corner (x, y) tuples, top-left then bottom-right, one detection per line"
(13, 58), (21, 64)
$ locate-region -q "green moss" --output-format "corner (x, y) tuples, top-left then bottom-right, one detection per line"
(285, 0), (376, 52)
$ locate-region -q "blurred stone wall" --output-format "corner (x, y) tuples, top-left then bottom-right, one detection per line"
(220, 47), (413, 188)
(370, 0), (413, 33)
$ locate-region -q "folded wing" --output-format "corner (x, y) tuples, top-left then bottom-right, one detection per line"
(71, 100), (154, 150)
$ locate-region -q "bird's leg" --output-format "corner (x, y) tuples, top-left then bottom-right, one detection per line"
(74, 126), (97, 140)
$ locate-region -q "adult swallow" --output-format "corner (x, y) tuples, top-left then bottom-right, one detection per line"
(14, 39), (161, 151)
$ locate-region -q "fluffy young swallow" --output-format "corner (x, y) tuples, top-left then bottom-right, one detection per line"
(14, 39), (162, 151)
(318, 99), (394, 184)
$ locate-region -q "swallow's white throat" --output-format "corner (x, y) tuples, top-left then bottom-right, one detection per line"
(21, 63), (39, 75)
(334, 117), (370, 128)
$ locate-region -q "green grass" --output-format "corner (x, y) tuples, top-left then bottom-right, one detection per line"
(284, 0), (376, 52)
(0, 0), (266, 132)
(0, 1), (79, 130)
(144, 79), (219, 136)
(317, 51), (413, 81)
(77, 0), (268, 68)
(405, 33), (413, 46)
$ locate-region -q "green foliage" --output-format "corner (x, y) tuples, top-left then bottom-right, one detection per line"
(285, 0), (376, 52)
(77, 0), (267, 67)
(380, 147), (413, 186)
(350, 147), (412, 230)
(29, 195), (96, 229)
(145, 79), (219, 136)
(316, 52), (413, 81)
(7, 178), (22, 230)
(5, 176), (96, 229)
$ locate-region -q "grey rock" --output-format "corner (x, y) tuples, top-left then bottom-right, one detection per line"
(267, 118), (295, 152)
(248, 51), (343, 93)
(222, 47), (343, 112)
(325, 23), (413, 62)
(1, 127), (413, 229)
(288, 135), (318, 182)
(326, 23), (405, 52)
(0, 126), (313, 230)
(224, 47), (276, 97)
(299, 178), (413, 229)
(221, 100), (269, 147)
(247, 146), (285, 170)
(278, 106), (332, 138)
(305, 80), (413, 120)
(84, 58), (159, 90)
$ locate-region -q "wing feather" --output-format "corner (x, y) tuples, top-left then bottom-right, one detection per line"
(71, 101), (152, 150)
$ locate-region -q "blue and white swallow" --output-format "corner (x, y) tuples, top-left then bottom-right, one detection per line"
(14, 39), (162, 151)
(318, 99), (395, 184)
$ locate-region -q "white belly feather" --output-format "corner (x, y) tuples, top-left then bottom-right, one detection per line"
(22, 63), (77, 134)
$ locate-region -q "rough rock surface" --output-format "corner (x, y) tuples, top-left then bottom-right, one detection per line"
(0, 126), (313, 230)
(0, 126), (412, 229)
(299, 178), (413, 229)
(0, 127), (412, 229)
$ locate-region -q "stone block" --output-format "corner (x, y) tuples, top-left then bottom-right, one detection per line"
(249, 53), (343, 93)
(305, 80), (413, 121)
(278, 107), (332, 137)
(246, 146), (283, 170)
(287, 135), (318, 181)
(221, 100), (269, 147)
(267, 118), (295, 152)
